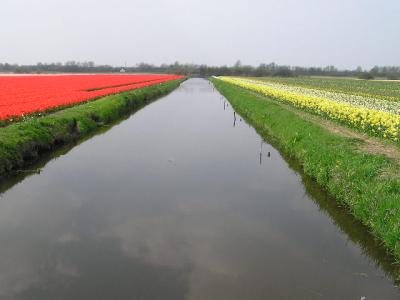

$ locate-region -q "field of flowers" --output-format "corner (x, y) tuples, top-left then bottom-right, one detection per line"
(254, 77), (400, 101)
(217, 76), (400, 141)
(0, 74), (183, 120)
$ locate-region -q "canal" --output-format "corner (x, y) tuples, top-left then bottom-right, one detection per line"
(0, 79), (398, 299)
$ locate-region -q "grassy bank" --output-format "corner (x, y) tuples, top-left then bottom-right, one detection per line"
(0, 79), (185, 179)
(211, 78), (400, 261)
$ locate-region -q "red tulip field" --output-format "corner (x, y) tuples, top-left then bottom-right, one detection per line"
(0, 74), (183, 120)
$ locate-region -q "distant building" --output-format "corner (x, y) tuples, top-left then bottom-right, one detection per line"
(120, 68), (126, 73)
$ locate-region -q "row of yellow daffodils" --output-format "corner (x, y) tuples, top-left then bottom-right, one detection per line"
(218, 77), (400, 141)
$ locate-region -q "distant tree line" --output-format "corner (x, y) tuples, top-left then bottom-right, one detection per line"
(1, 60), (399, 79)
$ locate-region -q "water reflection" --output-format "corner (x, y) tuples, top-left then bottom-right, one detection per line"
(0, 79), (398, 299)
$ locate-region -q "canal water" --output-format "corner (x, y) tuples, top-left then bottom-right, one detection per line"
(0, 79), (398, 299)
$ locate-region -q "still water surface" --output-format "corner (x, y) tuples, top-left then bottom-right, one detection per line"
(0, 79), (399, 299)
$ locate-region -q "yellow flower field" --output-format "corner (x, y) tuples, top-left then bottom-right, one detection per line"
(217, 77), (400, 141)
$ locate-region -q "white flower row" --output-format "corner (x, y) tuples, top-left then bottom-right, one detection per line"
(240, 78), (400, 115)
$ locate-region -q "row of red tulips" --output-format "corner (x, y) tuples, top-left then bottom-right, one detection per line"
(0, 74), (183, 120)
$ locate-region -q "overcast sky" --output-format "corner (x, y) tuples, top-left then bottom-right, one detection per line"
(1, 0), (399, 69)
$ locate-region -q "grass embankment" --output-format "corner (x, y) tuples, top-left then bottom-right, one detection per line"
(0, 79), (184, 178)
(211, 78), (400, 261)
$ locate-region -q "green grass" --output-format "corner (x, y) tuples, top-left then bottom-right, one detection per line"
(252, 76), (400, 101)
(211, 78), (400, 261)
(0, 79), (185, 178)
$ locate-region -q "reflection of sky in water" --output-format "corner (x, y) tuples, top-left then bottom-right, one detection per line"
(0, 79), (398, 299)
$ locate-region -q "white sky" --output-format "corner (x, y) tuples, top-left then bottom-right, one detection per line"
(1, 0), (399, 69)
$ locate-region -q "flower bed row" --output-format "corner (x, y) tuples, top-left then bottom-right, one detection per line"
(218, 77), (400, 141)
(0, 74), (183, 120)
